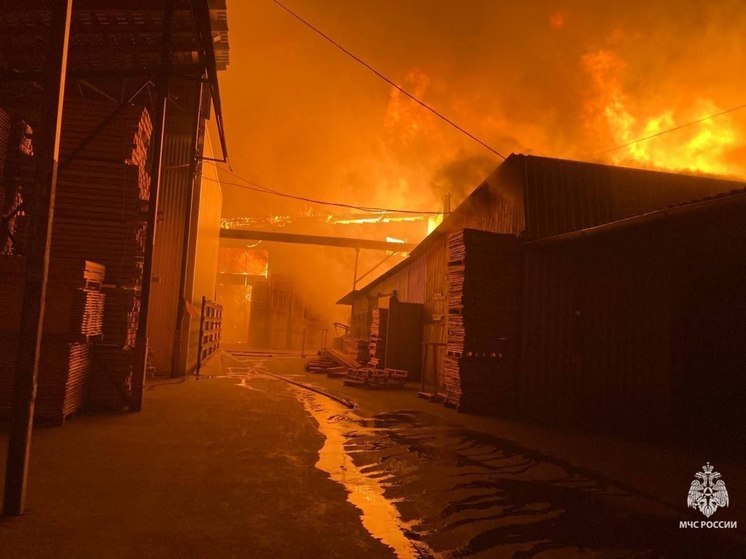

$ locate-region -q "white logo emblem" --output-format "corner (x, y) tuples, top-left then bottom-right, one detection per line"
(687, 463), (729, 518)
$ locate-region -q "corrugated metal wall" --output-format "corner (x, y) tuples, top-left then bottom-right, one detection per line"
(521, 198), (746, 436)
(345, 156), (746, 424)
(522, 233), (673, 432)
(147, 133), (193, 375)
(186, 131), (223, 373)
(518, 155), (745, 239)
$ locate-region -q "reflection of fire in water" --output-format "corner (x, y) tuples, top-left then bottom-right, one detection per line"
(295, 390), (431, 559)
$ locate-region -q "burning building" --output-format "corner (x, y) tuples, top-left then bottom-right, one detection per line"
(339, 153), (746, 438)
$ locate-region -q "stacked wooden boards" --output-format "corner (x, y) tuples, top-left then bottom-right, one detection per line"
(342, 337), (369, 365)
(368, 308), (388, 368)
(55, 97), (152, 288)
(0, 112), (35, 255)
(344, 367), (408, 389)
(0, 256), (106, 424)
(444, 229), (521, 414)
(54, 96), (153, 410)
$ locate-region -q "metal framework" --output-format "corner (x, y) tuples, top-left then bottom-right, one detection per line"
(220, 229), (417, 252)
(1, 0), (230, 515)
(2, 0), (74, 519)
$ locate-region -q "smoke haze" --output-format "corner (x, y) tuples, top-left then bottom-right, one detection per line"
(218, 0), (746, 328)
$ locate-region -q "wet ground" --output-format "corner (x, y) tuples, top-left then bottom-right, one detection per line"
(226, 352), (744, 559)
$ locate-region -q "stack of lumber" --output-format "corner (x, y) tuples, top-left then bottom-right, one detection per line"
(0, 107), (9, 179)
(342, 337), (369, 364)
(304, 355), (348, 378)
(318, 348), (360, 369)
(87, 286), (139, 409)
(51, 96), (153, 411)
(0, 257), (106, 342)
(54, 95), (151, 288)
(100, 287), (140, 348)
(44, 262), (106, 341)
(0, 340), (93, 425)
(87, 345), (134, 411)
(0, 115), (35, 255)
(344, 367), (408, 389)
(61, 96), (152, 189)
(444, 229), (520, 413)
(368, 308), (388, 368)
(0, 255), (104, 424)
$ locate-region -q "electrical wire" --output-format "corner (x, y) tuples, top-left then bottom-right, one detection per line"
(594, 102), (746, 156)
(203, 171), (446, 215)
(272, 0), (506, 160)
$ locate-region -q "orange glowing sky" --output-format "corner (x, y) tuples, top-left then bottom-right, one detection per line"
(219, 0), (746, 219)
(217, 1), (746, 322)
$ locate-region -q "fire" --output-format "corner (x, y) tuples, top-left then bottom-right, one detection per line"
(332, 214), (425, 225)
(583, 50), (743, 177)
(427, 214), (443, 235)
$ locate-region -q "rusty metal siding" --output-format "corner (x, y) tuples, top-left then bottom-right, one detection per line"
(147, 133), (192, 375)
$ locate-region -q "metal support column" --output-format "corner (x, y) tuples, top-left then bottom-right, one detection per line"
(131, 0), (175, 411)
(3, 0), (74, 517)
(352, 247), (360, 291)
(171, 77), (204, 377)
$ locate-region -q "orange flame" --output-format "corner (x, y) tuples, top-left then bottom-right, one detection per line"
(583, 50), (743, 177)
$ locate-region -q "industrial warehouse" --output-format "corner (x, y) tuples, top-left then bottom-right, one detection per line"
(1, 1), (745, 558)
(337, 154), (746, 439)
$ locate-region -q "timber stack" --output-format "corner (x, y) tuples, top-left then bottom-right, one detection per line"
(368, 307), (388, 368)
(0, 110), (35, 255)
(445, 229), (520, 414)
(344, 367), (408, 389)
(342, 337), (368, 365)
(0, 256), (106, 424)
(55, 96), (153, 410)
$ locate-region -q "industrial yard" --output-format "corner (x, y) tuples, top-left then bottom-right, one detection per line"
(2, 1), (746, 557)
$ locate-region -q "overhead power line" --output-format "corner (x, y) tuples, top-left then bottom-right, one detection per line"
(594, 102), (746, 156)
(204, 168), (446, 215)
(272, 0), (506, 160)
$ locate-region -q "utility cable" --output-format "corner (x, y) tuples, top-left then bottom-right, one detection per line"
(594, 102), (746, 156)
(203, 171), (446, 215)
(272, 0), (506, 160)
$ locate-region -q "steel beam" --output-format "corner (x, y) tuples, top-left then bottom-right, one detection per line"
(220, 229), (416, 252)
(131, 0), (175, 412)
(3, 0), (74, 517)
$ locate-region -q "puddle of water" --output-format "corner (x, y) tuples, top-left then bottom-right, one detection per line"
(294, 389), (432, 559)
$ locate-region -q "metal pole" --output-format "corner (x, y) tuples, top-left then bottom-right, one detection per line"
(131, 0), (174, 411)
(171, 77), (204, 377)
(196, 296), (206, 377)
(3, 0), (74, 517)
(352, 247), (360, 291)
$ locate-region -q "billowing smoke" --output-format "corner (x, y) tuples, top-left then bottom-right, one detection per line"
(217, 0), (746, 333)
